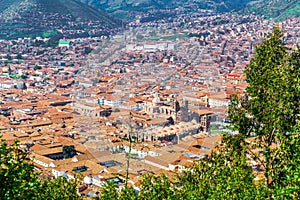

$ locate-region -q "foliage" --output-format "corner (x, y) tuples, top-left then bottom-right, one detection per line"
(99, 173), (177, 200)
(99, 135), (267, 200)
(6, 54), (12, 61)
(179, 135), (265, 200)
(0, 140), (40, 199)
(17, 53), (22, 60)
(20, 74), (28, 80)
(99, 180), (138, 200)
(138, 174), (178, 200)
(62, 145), (77, 159)
(34, 65), (42, 70)
(243, 0), (300, 20)
(39, 176), (81, 200)
(0, 139), (81, 199)
(46, 35), (62, 48)
(99, 181), (121, 200)
(228, 26), (300, 198)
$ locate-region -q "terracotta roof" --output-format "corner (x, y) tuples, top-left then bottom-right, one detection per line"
(31, 143), (49, 151)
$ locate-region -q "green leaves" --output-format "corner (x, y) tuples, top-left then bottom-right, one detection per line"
(245, 26), (300, 136)
(0, 139), (81, 200)
(179, 135), (262, 200)
(228, 26), (300, 197)
(62, 145), (77, 159)
(138, 174), (178, 200)
(99, 135), (266, 200)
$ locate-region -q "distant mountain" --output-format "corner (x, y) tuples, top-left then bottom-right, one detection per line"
(81, 0), (300, 21)
(0, 0), (122, 39)
(80, 0), (252, 19)
(244, 0), (300, 20)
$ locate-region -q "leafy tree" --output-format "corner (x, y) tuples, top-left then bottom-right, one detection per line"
(6, 54), (12, 61)
(17, 53), (23, 60)
(46, 35), (62, 48)
(34, 65), (42, 70)
(100, 135), (265, 200)
(21, 74), (28, 80)
(0, 139), (81, 199)
(0, 140), (41, 199)
(39, 176), (81, 200)
(84, 47), (93, 55)
(99, 181), (135, 200)
(138, 174), (178, 200)
(228, 26), (300, 196)
(99, 181), (120, 200)
(62, 145), (77, 159)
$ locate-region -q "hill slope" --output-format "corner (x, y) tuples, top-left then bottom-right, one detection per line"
(81, 0), (252, 17)
(244, 0), (300, 20)
(82, 0), (299, 21)
(81, 0), (251, 10)
(0, 0), (121, 39)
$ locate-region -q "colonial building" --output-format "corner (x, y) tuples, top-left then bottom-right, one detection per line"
(132, 94), (212, 144)
(73, 101), (112, 118)
(143, 94), (180, 120)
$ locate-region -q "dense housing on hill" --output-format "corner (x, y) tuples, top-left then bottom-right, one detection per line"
(0, 0), (121, 39)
